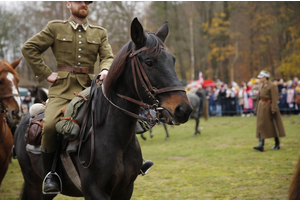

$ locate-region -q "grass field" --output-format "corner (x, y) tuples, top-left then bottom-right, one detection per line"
(1, 115), (299, 200)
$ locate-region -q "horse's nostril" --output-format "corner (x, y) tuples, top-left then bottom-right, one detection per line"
(175, 104), (192, 122)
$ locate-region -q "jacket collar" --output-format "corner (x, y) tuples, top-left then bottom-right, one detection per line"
(68, 16), (89, 31)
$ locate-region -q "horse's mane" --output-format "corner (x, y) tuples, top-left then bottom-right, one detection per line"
(104, 31), (167, 98)
(0, 59), (19, 80)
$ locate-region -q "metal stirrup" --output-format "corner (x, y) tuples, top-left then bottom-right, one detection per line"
(42, 172), (62, 194)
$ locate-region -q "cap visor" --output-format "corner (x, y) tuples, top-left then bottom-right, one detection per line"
(257, 75), (263, 78)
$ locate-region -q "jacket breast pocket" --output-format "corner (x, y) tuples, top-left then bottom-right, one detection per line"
(56, 34), (73, 53)
(85, 37), (101, 60)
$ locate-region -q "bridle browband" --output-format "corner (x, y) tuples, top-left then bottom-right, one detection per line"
(102, 46), (186, 125)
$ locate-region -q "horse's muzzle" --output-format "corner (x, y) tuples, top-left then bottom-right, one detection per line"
(160, 103), (192, 125)
(12, 109), (23, 119)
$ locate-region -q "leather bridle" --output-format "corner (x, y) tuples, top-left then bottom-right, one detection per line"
(79, 46), (187, 168)
(102, 46), (186, 126)
(0, 93), (21, 115)
(0, 94), (20, 143)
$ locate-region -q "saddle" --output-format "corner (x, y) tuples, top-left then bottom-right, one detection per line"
(25, 103), (46, 146)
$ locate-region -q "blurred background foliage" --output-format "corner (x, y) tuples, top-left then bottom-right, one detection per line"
(1, 1), (300, 88)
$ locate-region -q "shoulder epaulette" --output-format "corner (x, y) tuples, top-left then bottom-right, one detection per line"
(49, 20), (68, 24)
(89, 24), (105, 30)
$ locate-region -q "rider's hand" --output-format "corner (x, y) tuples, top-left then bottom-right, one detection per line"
(46, 72), (58, 84)
(97, 70), (108, 86)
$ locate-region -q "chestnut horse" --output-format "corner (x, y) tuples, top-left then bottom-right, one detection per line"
(288, 156), (300, 200)
(14, 18), (192, 199)
(0, 57), (23, 185)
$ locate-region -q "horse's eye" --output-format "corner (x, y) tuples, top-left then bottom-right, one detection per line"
(145, 61), (154, 68)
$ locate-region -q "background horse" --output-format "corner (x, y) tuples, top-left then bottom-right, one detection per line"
(14, 18), (192, 200)
(0, 57), (23, 185)
(140, 89), (208, 140)
(29, 86), (48, 104)
(187, 89), (208, 136)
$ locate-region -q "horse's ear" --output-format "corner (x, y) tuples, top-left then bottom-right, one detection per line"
(11, 57), (23, 69)
(155, 21), (169, 43)
(131, 18), (146, 49)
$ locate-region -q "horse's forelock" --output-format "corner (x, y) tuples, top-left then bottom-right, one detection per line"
(145, 32), (167, 57)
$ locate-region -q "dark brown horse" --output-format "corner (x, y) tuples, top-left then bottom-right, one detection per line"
(288, 156), (300, 200)
(0, 57), (23, 185)
(14, 18), (192, 199)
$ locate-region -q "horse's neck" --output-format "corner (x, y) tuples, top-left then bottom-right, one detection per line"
(98, 87), (140, 144)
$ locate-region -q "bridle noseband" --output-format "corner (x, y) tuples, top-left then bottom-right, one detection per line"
(0, 93), (21, 114)
(0, 94), (20, 143)
(102, 46), (186, 126)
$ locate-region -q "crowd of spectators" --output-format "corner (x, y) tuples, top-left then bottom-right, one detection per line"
(202, 77), (300, 117)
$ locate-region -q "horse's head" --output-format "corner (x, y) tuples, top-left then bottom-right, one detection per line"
(0, 57), (23, 125)
(128, 18), (192, 125)
(29, 86), (48, 103)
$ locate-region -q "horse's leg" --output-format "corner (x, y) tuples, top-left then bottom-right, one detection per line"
(194, 116), (200, 136)
(163, 123), (169, 140)
(82, 185), (110, 200)
(150, 128), (153, 138)
(119, 183), (134, 200)
(20, 172), (44, 200)
(20, 172), (57, 200)
(0, 160), (9, 185)
(140, 133), (147, 140)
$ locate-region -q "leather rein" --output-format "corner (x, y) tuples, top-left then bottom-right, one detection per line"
(102, 46), (186, 126)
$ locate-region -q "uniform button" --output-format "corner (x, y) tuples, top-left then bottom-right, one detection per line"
(63, 38), (66, 41)
(36, 76), (38, 79)
(79, 29), (82, 32)
(79, 48), (82, 51)
(79, 35), (82, 38)
(78, 63), (81, 65)
(93, 40), (95, 43)
(78, 55), (81, 58)
(79, 41), (82, 44)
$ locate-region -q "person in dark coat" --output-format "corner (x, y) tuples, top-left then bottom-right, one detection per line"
(254, 70), (286, 152)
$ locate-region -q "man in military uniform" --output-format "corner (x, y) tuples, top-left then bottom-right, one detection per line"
(21, 1), (114, 193)
(254, 70), (286, 152)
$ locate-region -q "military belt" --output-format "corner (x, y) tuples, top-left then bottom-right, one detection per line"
(261, 99), (271, 102)
(57, 66), (94, 74)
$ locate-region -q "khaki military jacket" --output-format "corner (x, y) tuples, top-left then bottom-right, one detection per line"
(22, 17), (114, 99)
(256, 80), (286, 139)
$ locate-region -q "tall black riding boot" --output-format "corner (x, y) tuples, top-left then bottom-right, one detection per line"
(41, 151), (60, 193)
(253, 138), (264, 152)
(271, 137), (280, 150)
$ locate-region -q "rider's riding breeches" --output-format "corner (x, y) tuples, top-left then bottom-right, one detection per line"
(42, 97), (70, 152)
